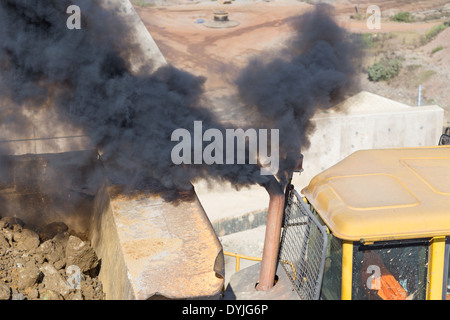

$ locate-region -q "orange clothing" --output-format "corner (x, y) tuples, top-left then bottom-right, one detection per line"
(361, 250), (407, 300)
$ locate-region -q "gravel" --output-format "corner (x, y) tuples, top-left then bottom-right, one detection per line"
(0, 216), (105, 300)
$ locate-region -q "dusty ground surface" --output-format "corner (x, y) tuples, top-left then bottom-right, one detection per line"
(0, 217), (104, 300)
(132, 0), (450, 126)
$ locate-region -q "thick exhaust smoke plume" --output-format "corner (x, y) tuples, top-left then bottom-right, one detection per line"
(0, 1), (360, 199)
(0, 0), (268, 194)
(235, 4), (361, 186)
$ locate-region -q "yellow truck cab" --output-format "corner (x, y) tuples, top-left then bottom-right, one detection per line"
(292, 146), (450, 300)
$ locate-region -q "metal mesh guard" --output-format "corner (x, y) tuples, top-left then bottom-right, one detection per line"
(439, 134), (450, 145)
(279, 189), (328, 300)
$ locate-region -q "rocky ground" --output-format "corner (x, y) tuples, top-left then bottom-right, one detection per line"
(0, 216), (104, 300)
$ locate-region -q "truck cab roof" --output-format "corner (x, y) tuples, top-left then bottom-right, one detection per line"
(302, 146), (450, 242)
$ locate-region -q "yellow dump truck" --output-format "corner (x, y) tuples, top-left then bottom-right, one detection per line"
(226, 145), (450, 300)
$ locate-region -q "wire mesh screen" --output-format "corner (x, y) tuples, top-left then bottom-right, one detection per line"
(278, 189), (328, 300)
(439, 133), (450, 145)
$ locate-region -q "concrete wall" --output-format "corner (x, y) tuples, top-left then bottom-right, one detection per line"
(0, 109), (92, 156)
(0, 150), (102, 236)
(292, 91), (445, 190)
(103, 0), (167, 73)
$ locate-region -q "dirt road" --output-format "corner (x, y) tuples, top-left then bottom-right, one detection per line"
(136, 0), (312, 92)
(134, 0), (450, 124)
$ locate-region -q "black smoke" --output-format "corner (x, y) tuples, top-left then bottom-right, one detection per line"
(235, 4), (361, 186)
(0, 1), (360, 199)
(0, 0), (269, 195)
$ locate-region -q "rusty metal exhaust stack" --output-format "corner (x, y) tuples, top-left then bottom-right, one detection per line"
(256, 177), (285, 291)
(256, 155), (304, 291)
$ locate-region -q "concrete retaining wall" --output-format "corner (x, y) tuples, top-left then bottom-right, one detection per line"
(293, 91), (445, 189)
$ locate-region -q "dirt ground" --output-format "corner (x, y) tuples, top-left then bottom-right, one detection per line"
(0, 217), (104, 300)
(132, 0), (450, 126)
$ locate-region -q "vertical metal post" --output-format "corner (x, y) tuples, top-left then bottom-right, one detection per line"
(427, 236), (446, 300)
(341, 240), (353, 300)
(442, 240), (449, 300)
(418, 85), (422, 107)
(256, 179), (285, 291)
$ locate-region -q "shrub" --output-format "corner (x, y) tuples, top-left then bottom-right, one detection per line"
(368, 58), (402, 82)
(355, 33), (395, 50)
(391, 12), (414, 23)
(421, 23), (448, 44)
(431, 45), (443, 54)
(350, 13), (365, 21)
(358, 33), (377, 49)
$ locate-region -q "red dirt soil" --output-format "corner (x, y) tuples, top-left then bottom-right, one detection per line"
(134, 0), (450, 125)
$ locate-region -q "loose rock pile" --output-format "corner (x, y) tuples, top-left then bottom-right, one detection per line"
(0, 216), (105, 300)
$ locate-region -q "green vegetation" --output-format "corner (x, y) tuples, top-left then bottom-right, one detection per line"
(356, 33), (395, 51)
(414, 69), (435, 85)
(421, 23), (449, 44)
(405, 64), (422, 72)
(358, 33), (378, 49)
(401, 64), (436, 88)
(391, 12), (414, 23)
(350, 13), (365, 21)
(368, 58), (403, 82)
(431, 45), (444, 54)
(131, 0), (154, 7)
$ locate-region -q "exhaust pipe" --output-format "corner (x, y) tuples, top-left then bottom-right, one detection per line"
(256, 155), (303, 291)
(256, 176), (285, 291)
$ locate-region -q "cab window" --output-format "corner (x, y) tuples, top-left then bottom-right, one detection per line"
(320, 234), (342, 300)
(443, 238), (450, 300)
(352, 239), (429, 300)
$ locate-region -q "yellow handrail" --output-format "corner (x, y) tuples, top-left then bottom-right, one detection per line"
(223, 251), (262, 272)
(279, 259), (297, 281)
(223, 251), (297, 281)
